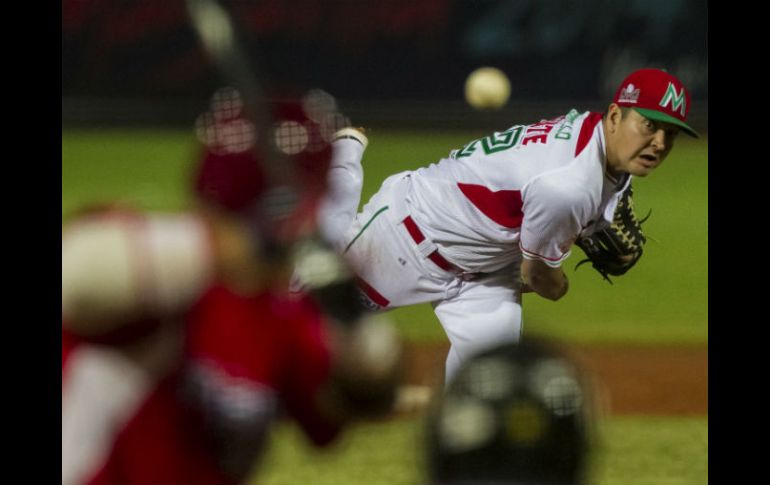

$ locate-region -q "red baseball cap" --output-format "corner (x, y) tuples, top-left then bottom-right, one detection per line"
(613, 68), (699, 138)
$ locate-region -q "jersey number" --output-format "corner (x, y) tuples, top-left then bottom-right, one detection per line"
(455, 126), (524, 158)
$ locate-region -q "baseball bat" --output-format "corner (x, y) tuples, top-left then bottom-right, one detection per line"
(185, 0), (298, 225)
(186, 0), (369, 327)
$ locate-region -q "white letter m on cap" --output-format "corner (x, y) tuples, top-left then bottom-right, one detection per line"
(659, 83), (686, 117)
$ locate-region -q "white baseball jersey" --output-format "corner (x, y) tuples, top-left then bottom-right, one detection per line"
(407, 109), (630, 273)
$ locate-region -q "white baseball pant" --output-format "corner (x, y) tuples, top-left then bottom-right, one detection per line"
(339, 172), (524, 383)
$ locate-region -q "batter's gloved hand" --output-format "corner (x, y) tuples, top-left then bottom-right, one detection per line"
(292, 235), (366, 327)
(574, 185), (650, 283)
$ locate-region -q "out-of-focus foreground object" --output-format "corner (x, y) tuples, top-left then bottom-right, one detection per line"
(426, 338), (599, 485)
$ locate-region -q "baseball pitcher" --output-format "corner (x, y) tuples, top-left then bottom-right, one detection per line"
(325, 68), (699, 382)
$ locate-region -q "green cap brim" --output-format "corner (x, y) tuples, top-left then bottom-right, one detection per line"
(633, 107), (699, 138)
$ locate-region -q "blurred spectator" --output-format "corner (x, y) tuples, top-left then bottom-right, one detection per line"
(61, 89), (403, 485)
(425, 338), (599, 485)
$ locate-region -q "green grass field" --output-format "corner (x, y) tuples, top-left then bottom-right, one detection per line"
(63, 128), (708, 345)
(62, 128), (708, 485)
(258, 416), (708, 485)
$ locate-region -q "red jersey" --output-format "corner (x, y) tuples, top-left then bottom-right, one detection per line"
(62, 286), (339, 485)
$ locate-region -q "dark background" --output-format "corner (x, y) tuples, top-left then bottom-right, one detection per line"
(62, 0), (708, 130)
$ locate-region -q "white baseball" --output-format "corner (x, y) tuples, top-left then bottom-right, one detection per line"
(464, 67), (511, 110)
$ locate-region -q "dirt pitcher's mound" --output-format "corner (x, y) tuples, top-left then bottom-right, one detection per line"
(402, 342), (707, 416)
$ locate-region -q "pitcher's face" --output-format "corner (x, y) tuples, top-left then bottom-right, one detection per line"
(606, 105), (680, 177)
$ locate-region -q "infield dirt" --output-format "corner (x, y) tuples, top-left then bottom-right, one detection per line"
(402, 342), (707, 416)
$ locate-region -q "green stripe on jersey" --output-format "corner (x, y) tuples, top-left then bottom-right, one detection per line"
(344, 206), (389, 253)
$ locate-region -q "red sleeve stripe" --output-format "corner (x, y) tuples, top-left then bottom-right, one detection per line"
(575, 112), (604, 158)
